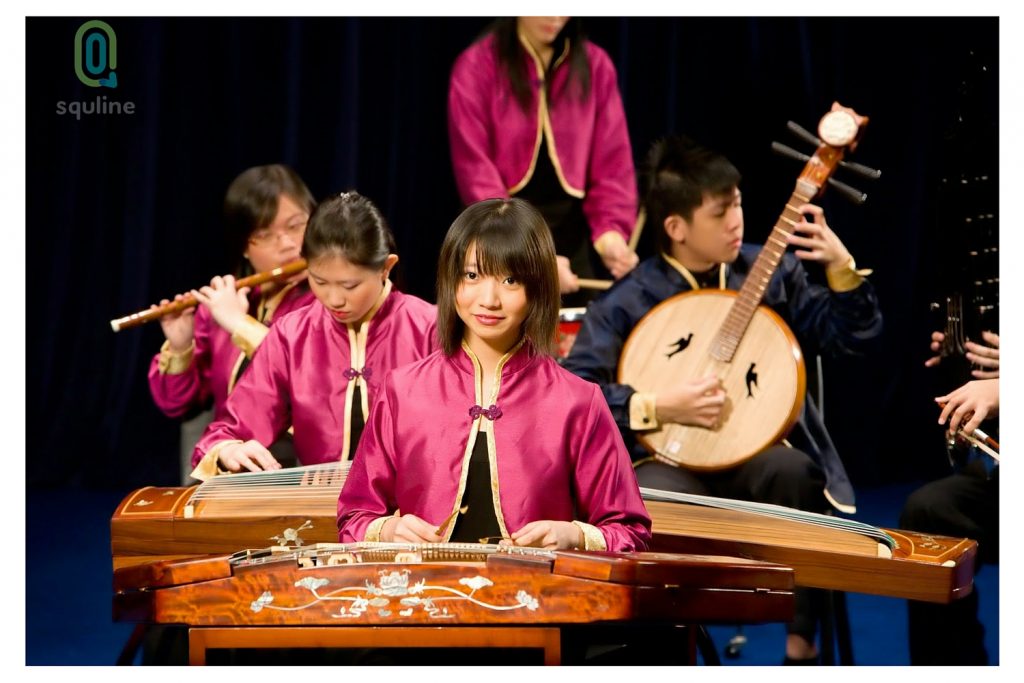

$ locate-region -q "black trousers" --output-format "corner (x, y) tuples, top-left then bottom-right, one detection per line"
(899, 459), (998, 665)
(635, 446), (829, 642)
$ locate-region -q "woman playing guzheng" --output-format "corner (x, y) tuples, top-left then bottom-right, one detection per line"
(190, 191), (438, 479)
(148, 165), (317, 441)
(337, 198), (651, 552)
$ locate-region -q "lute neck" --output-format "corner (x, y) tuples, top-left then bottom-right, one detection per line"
(710, 178), (818, 362)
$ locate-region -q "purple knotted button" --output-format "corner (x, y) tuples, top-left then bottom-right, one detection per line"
(343, 367), (372, 381)
(468, 404), (503, 421)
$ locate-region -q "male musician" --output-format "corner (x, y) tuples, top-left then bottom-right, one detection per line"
(563, 136), (883, 664)
(899, 336), (999, 665)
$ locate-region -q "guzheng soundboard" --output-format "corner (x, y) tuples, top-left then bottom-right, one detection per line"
(113, 543), (795, 627)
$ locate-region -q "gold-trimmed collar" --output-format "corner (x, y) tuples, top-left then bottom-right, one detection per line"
(517, 30), (570, 75)
(509, 32), (582, 199)
(660, 252), (727, 290)
(257, 278), (303, 324)
(460, 336), (527, 407)
(346, 278), (392, 331)
(445, 336), (527, 543)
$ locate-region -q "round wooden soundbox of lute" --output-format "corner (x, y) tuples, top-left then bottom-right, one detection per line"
(619, 289), (806, 470)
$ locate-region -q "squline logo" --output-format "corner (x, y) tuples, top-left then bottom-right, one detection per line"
(74, 19), (117, 88)
(58, 19), (135, 119)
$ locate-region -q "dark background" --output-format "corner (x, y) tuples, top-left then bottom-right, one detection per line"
(26, 16), (998, 498)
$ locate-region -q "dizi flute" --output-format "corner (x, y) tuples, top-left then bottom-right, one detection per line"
(110, 259), (308, 332)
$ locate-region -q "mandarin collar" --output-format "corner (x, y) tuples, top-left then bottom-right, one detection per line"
(447, 336), (539, 378)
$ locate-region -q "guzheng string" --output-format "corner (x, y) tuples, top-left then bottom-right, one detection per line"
(640, 486), (897, 549)
(230, 541), (555, 568)
(188, 462), (351, 501)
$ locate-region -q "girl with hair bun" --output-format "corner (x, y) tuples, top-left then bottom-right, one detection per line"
(191, 191), (438, 478)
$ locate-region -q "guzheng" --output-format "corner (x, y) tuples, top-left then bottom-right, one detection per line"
(113, 542), (795, 628)
(111, 463), (350, 569)
(110, 465), (976, 603)
(642, 489), (977, 604)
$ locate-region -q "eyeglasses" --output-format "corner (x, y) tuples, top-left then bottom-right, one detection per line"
(248, 220), (306, 247)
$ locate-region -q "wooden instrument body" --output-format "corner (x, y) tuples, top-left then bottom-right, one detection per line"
(645, 501), (977, 604)
(113, 545), (794, 627)
(619, 289), (806, 470)
(110, 485), (338, 568)
(111, 484), (976, 604)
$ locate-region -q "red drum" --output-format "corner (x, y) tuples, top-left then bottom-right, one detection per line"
(556, 307), (587, 359)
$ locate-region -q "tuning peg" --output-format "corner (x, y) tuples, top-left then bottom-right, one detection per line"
(787, 120), (822, 148)
(839, 159), (882, 181)
(787, 119), (881, 178)
(827, 177), (867, 205)
(771, 141), (810, 164)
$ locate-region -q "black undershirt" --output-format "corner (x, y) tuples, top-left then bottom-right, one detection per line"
(515, 132), (605, 307)
(349, 385), (365, 459)
(449, 433), (502, 542)
(693, 265), (722, 290)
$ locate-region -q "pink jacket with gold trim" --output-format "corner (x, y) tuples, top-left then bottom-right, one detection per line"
(448, 34), (637, 244)
(337, 343), (651, 552)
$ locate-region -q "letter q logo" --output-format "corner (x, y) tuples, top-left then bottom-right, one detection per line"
(74, 20), (118, 88)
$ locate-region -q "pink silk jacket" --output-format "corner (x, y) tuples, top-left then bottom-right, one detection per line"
(192, 287), (438, 468)
(337, 341), (652, 552)
(448, 33), (637, 244)
(148, 283), (315, 421)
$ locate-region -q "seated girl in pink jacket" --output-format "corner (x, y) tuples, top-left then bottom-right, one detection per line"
(338, 198), (651, 552)
(191, 191), (438, 478)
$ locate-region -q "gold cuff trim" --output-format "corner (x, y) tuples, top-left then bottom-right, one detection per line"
(157, 339), (195, 375)
(365, 515), (393, 542)
(572, 521), (606, 551)
(826, 256), (872, 293)
(823, 488), (857, 515)
(188, 440), (242, 482)
(632, 456), (657, 470)
(230, 315), (269, 359)
(593, 230), (627, 257)
(629, 392), (659, 431)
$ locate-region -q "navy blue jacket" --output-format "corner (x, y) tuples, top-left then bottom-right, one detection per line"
(562, 247), (883, 511)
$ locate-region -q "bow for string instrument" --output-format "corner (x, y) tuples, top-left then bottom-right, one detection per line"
(950, 425), (999, 463)
(109, 259), (309, 332)
(619, 102), (879, 471)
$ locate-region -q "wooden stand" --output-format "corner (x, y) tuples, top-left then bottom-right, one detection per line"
(113, 545), (790, 666)
(187, 625), (563, 665)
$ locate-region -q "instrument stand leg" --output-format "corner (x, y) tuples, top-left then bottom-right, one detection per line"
(818, 590), (854, 665)
(696, 626), (721, 665)
(188, 629), (208, 666)
(115, 624), (148, 665)
(834, 591), (854, 665)
(820, 593), (836, 665)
